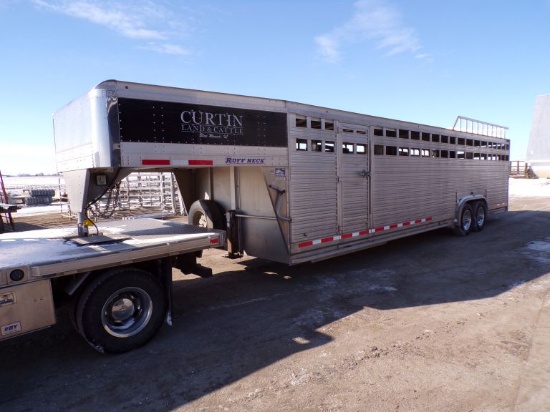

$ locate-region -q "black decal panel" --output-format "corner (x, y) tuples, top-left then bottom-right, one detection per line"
(118, 98), (288, 147)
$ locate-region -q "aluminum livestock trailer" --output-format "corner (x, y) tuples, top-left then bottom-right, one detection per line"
(56, 80), (509, 263)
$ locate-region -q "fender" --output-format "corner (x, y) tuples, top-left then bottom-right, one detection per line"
(454, 194), (487, 227)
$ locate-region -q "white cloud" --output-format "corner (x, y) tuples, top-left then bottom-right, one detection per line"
(315, 35), (341, 63)
(315, 0), (427, 63)
(31, 0), (192, 55)
(139, 42), (191, 57)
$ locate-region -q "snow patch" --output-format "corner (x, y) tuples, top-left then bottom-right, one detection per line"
(294, 309), (326, 328)
(523, 238), (550, 266)
(509, 178), (550, 198)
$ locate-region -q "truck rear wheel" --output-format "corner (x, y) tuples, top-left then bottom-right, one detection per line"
(188, 199), (225, 230)
(454, 203), (473, 236)
(75, 268), (166, 354)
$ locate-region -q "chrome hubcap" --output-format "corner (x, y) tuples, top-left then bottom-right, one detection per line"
(102, 287), (153, 338)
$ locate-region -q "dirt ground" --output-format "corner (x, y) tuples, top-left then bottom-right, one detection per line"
(1, 181), (550, 411)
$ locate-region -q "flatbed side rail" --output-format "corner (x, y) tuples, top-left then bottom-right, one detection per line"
(29, 232), (224, 278)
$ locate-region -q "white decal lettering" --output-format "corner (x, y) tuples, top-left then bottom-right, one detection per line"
(181, 109), (244, 138)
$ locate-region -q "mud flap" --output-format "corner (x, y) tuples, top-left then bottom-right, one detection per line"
(172, 253), (213, 278)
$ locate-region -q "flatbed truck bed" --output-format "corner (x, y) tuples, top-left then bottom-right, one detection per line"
(1, 218), (224, 276)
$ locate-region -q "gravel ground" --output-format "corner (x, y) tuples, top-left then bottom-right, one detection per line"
(1, 179), (549, 411)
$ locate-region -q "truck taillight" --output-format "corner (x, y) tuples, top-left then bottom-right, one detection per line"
(9, 269), (25, 282)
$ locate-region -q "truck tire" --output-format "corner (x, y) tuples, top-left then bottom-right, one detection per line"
(454, 203), (473, 236)
(188, 199), (225, 230)
(472, 201), (487, 232)
(75, 268), (166, 354)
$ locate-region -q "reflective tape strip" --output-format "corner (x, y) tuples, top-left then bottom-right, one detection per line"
(189, 160), (214, 166)
(141, 159), (214, 166)
(298, 217), (432, 248)
(142, 159), (171, 166)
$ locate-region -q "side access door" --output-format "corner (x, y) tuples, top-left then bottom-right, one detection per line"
(337, 123), (370, 234)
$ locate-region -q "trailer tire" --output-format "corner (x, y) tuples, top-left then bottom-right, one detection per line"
(454, 203), (474, 236)
(75, 268), (166, 354)
(188, 199), (225, 230)
(472, 201), (487, 232)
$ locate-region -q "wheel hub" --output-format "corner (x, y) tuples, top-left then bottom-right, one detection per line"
(111, 298), (135, 321)
(101, 288), (153, 338)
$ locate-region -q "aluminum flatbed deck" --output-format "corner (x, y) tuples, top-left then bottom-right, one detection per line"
(0, 218), (225, 280)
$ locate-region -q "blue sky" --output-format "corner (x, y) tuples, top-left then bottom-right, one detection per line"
(0, 0), (549, 174)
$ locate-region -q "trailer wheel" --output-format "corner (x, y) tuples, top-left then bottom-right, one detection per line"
(188, 199), (225, 230)
(454, 203), (474, 236)
(472, 201), (487, 232)
(75, 268), (166, 354)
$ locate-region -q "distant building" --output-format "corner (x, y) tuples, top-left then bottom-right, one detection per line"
(527, 95), (550, 178)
